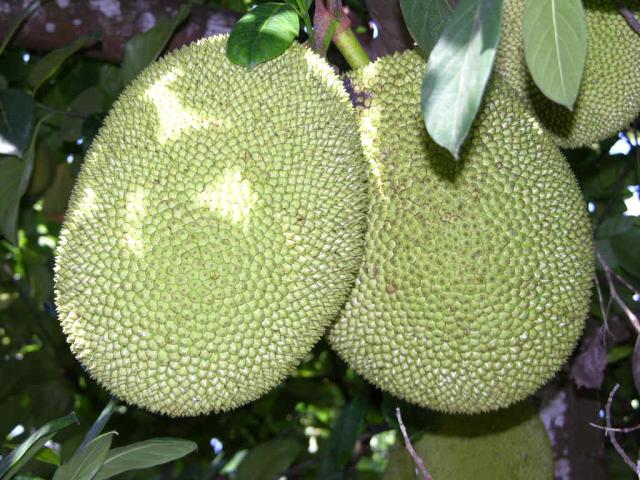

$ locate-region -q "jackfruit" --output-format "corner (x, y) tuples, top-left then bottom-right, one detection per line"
(328, 51), (594, 414)
(496, 0), (640, 149)
(384, 402), (553, 480)
(54, 35), (368, 417)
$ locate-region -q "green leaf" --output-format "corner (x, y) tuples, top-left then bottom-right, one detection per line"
(400, 0), (455, 57)
(227, 3), (300, 69)
(92, 438), (197, 480)
(421, 0), (503, 159)
(76, 399), (118, 454)
(609, 225), (640, 278)
(0, 153), (32, 242)
(0, 0), (40, 57)
(0, 412), (78, 480)
(1, 444), (61, 467)
(0, 89), (35, 157)
(329, 394), (369, 467)
(608, 344), (634, 364)
(523, 0), (587, 110)
(236, 437), (302, 480)
(121, 4), (191, 86)
(52, 432), (116, 480)
(98, 64), (123, 103)
(27, 36), (98, 94)
(0, 114), (48, 243)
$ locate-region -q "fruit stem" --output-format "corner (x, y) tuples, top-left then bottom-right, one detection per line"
(333, 27), (370, 69)
(313, 0), (370, 69)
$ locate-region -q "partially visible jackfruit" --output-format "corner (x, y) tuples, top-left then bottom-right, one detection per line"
(385, 402), (554, 480)
(497, 0), (640, 148)
(328, 51), (594, 414)
(54, 35), (368, 417)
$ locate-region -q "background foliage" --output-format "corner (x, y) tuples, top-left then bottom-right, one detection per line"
(1, 0), (639, 479)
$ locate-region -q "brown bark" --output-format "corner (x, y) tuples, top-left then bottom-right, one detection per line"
(0, 0), (241, 63)
(0, 0), (410, 65)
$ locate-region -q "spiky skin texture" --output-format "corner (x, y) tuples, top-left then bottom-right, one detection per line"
(385, 402), (553, 480)
(54, 36), (367, 417)
(496, 0), (640, 149)
(328, 51), (594, 414)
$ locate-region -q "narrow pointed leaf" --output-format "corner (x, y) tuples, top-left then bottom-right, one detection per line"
(92, 438), (196, 480)
(227, 3), (300, 69)
(0, 0), (40, 57)
(523, 0), (587, 109)
(0, 412), (78, 480)
(329, 394), (369, 467)
(121, 4), (191, 86)
(421, 0), (503, 159)
(52, 432), (116, 480)
(27, 36), (98, 93)
(76, 399), (118, 454)
(400, 0), (456, 56)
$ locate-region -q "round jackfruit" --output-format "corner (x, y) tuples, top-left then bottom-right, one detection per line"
(54, 35), (367, 417)
(385, 402), (553, 480)
(328, 51), (594, 414)
(497, 0), (640, 149)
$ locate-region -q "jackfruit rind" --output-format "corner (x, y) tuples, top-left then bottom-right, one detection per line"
(497, 0), (640, 149)
(328, 51), (594, 414)
(54, 35), (368, 417)
(384, 402), (554, 480)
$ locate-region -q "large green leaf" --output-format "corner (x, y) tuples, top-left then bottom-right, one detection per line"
(0, 89), (34, 157)
(226, 3), (300, 69)
(235, 437), (302, 480)
(399, 0), (455, 57)
(421, 0), (503, 159)
(523, 0), (587, 109)
(27, 36), (98, 94)
(0, 412), (78, 480)
(92, 438), (197, 480)
(121, 4), (191, 86)
(52, 432), (116, 480)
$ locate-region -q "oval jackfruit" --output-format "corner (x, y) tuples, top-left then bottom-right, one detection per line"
(385, 402), (554, 480)
(54, 35), (368, 417)
(328, 51), (594, 414)
(497, 0), (640, 149)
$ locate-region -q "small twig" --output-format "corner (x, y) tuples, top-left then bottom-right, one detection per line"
(594, 272), (610, 333)
(593, 384), (640, 474)
(395, 407), (432, 480)
(609, 268), (640, 298)
(36, 103), (92, 119)
(616, 1), (640, 33)
(597, 251), (640, 335)
(589, 422), (640, 434)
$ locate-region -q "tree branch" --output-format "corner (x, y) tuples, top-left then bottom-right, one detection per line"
(0, 0), (240, 64)
(590, 384), (640, 474)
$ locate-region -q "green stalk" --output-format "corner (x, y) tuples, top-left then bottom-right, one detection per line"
(332, 27), (370, 69)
